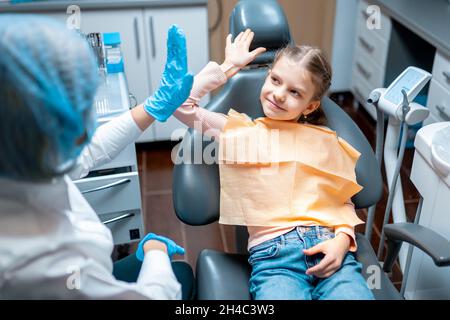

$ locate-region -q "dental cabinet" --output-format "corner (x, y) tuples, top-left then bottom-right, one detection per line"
(406, 122), (450, 299)
(351, 0), (391, 121)
(424, 52), (450, 125)
(0, 0), (209, 142)
(74, 70), (145, 245)
(350, 0), (450, 124)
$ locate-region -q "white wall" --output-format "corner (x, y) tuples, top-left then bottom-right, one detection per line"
(330, 0), (358, 92)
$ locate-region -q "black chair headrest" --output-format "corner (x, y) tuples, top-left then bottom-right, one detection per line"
(229, 0), (293, 65)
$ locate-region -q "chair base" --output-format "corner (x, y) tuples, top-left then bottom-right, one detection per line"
(354, 233), (402, 300)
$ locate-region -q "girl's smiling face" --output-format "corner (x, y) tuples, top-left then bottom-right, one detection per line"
(260, 55), (320, 121)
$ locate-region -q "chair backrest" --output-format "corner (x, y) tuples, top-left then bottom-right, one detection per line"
(229, 0), (293, 65)
(173, 0), (383, 227)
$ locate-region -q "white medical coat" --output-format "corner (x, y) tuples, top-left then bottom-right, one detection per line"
(0, 112), (181, 299)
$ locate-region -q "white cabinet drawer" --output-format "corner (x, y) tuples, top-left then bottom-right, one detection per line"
(100, 209), (144, 244)
(74, 172), (141, 215)
(353, 45), (385, 88)
(432, 51), (450, 92)
(427, 79), (450, 122)
(351, 69), (378, 120)
(358, 0), (392, 42)
(355, 18), (389, 68)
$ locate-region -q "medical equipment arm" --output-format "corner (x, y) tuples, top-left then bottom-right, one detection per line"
(366, 67), (432, 264)
(383, 223), (450, 272)
(377, 67), (431, 120)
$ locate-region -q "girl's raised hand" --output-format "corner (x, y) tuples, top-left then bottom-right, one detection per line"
(221, 29), (266, 78)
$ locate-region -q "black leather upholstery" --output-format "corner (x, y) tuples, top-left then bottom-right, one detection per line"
(229, 0), (293, 65)
(354, 234), (402, 300)
(196, 250), (252, 300)
(172, 261), (196, 300)
(197, 239), (402, 300)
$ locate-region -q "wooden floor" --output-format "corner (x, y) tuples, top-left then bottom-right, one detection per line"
(124, 92), (421, 290)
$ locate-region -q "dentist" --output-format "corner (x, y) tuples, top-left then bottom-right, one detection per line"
(0, 15), (192, 299)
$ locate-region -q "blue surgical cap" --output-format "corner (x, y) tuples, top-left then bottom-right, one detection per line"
(0, 15), (99, 181)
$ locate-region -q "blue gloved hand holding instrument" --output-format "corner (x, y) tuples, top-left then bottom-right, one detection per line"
(136, 233), (185, 261)
(143, 25), (194, 122)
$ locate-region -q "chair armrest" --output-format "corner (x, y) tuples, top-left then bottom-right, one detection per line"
(196, 249), (251, 300)
(383, 223), (450, 272)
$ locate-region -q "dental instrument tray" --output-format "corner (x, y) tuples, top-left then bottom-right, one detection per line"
(88, 32), (129, 119)
(378, 66), (431, 117)
(93, 73), (130, 120)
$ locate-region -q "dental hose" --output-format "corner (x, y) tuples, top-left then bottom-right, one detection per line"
(365, 92), (385, 241)
(376, 119), (409, 260)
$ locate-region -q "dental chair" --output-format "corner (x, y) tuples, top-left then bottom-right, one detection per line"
(173, 0), (450, 300)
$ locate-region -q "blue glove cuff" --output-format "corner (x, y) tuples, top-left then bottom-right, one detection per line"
(135, 233), (185, 261)
(142, 99), (167, 122)
(136, 233), (155, 261)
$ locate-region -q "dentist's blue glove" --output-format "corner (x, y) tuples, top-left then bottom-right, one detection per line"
(136, 233), (185, 261)
(143, 24), (194, 122)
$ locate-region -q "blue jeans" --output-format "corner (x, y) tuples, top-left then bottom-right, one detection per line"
(248, 226), (375, 300)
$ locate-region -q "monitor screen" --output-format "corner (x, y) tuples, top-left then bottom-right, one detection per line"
(383, 68), (424, 105)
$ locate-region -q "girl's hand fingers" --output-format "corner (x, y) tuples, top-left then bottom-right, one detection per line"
(245, 31), (254, 48)
(305, 255), (334, 277)
(241, 28), (251, 42)
(303, 243), (324, 256)
(250, 47), (266, 58)
(235, 31), (244, 42)
(316, 260), (341, 278)
(226, 34), (232, 47)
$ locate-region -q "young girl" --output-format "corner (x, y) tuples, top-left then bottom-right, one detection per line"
(172, 29), (374, 300)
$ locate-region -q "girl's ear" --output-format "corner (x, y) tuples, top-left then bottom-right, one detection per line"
(303, 100), (321, 116)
